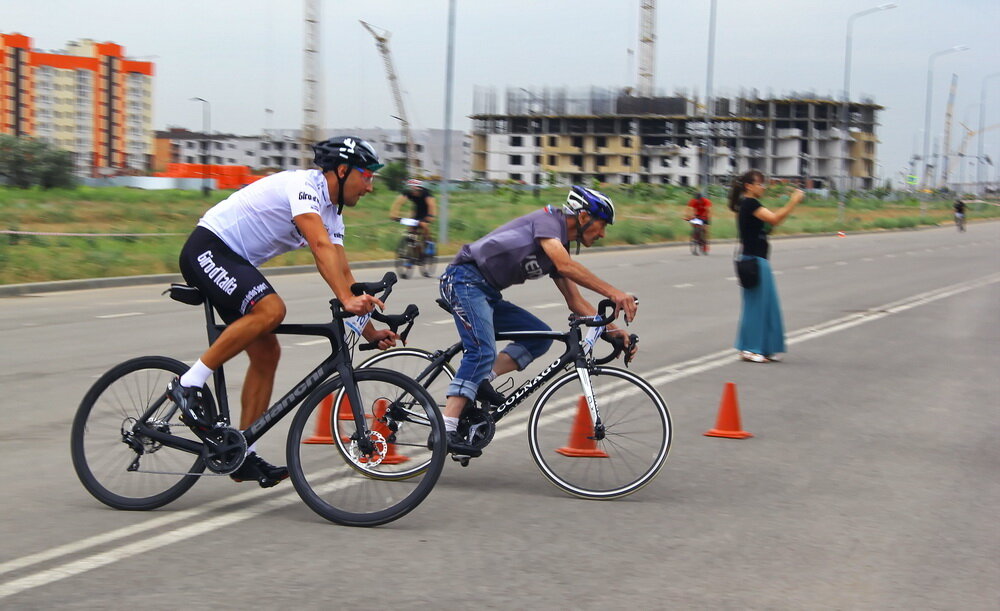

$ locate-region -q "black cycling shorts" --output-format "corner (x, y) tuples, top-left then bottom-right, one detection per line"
(178, 227), (277, 323)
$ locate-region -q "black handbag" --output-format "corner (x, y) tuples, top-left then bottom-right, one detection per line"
(734, 257), (760, 289)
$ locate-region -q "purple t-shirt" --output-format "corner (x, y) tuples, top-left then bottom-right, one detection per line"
(452, 205), (568, 290)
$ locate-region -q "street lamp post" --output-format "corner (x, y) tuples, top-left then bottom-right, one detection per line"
(520, 88), (543, 195)
(841, 3), (896, 193)
(920, 45), (969, 204)
(978, 73), (1000, 195)
(701, 0), (717, 194)
(191, 97), (212, 196)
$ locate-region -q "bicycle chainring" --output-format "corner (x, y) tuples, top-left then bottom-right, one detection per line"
(202, 426), (248, 474)
(457, 407), (496, 451)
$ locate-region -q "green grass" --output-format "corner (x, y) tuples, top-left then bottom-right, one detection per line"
(1, 184), (995, 285)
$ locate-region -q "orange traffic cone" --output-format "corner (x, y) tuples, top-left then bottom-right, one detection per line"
(364, 398), (409, 465)
(836, 231), (846, 238)
(704, 382), (752, 439)
(303, 394), (335, 444)
(556, 396), (610, 457)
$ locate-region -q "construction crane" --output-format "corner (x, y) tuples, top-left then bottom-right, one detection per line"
(360, 20), (419, 177)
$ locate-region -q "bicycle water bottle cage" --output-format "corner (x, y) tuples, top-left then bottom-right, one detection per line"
(164, 284), (204, 306)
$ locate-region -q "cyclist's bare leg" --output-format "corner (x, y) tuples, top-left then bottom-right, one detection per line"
(239, 333), (281, 428)
(199, 293), (287, 375)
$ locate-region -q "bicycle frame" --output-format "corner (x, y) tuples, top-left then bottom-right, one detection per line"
(134, 297), (373, 456)
(407, 323), (609, 431)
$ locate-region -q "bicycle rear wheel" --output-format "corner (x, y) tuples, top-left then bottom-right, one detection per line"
(527, 366), (671, 500)
(287, 368), (446, 526)
(71, 356), (208, 510)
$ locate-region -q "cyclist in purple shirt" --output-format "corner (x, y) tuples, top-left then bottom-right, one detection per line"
(439, 186), (638, 457)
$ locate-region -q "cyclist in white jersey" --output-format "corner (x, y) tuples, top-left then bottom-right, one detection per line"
(168, 136), (398, 487)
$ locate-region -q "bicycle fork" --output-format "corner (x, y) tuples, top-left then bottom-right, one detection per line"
(574, 366), (605, 441)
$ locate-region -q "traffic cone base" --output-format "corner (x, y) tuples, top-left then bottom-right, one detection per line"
(704, 382), (753, 439)
(556, 396), (610, 458)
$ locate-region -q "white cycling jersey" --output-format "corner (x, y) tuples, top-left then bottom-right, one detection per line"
(198, 169), (345, 266)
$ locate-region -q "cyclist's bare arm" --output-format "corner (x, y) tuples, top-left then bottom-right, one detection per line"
(426, 196), (438, 220)
(293, 212), (383, 316)
(388, 195), (407, 220)
(540, 238), (637, 322)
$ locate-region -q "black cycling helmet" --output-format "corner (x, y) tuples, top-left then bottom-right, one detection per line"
(312, 136), (383, 213)
(312, 136), (384, 172)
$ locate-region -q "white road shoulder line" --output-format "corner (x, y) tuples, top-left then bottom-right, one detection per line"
(95, 312), (143, 319)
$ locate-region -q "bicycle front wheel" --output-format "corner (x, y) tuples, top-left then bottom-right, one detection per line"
(527, 366), (671, 500)
(287, 368), (446, 526)
(71, 356), (208, 510)
(395, 236), (413, 279)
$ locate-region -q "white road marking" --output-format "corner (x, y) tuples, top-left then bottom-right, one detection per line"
(835, 261), (847, 266)
(863, 257), (875, 261)
(673, 283), (694, 289)
(533, 303), (563, 309)
(430, 318), (454, 325)
(804, 265), (820, 270)
(295, 339), (328, 346)
(95, 312), (143, 319)
(3, 272), (997, 600)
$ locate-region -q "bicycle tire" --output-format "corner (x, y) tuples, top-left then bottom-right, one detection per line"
(527, 366), (671, 500)
(395, 235), (413, 280)
(286, 367), (446, 526)
(420, 245), (438, 278)
(71, 356), (209, 510)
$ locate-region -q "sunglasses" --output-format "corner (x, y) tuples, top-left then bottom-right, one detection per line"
(353, 167), (375, 183)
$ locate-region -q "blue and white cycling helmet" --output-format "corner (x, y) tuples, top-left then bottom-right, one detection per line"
(564, 185), (615, 224)
(563, 186), (615, 253)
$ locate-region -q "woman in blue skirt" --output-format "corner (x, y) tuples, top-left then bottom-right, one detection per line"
(729, 170), (804, 362)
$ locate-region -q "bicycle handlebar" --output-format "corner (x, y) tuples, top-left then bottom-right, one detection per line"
(593, 331), (639, 367)
(359, 303), (420, 351)
(349, 271), (397, 302)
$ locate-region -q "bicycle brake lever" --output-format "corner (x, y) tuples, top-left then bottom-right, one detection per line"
(623, 333), (639, 368)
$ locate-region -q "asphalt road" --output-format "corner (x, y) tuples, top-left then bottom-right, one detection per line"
(1, 222), (997, 609)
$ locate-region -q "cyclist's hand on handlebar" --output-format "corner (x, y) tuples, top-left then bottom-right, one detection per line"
(609, 291), (638, 324)
(364, 328), (400, 350)
(607, 328), (638, 361)
(343, 294), (384, 316)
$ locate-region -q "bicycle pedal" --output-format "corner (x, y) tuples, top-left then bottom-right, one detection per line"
(450, 455), (472, 467)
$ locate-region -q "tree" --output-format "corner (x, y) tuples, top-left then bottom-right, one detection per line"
(0, 135), (77, 188)
(379, 160), (408, 193)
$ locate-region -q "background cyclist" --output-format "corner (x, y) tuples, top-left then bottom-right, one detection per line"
(438, 186), (639, 457)
(685, 191), (713, 253)
(390, 178), (438, 265)
(953, 198), (967, 231)
(167, 136), (399, 487)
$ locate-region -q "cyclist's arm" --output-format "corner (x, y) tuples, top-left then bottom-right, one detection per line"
(389, 195), (406, 220)
(293, 212), (383, 316)
(553, 276), (636, 355)
(540, 238), (637, 322)
(425, 196), (438, 221)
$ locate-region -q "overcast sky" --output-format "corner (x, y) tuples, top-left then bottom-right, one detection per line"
(6, 0), (1000, 186)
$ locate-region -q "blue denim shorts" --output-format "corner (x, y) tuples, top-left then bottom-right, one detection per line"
(439, 263), (553, 401)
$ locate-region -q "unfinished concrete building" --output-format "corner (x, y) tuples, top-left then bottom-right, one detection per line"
(471, 86), (882, 191)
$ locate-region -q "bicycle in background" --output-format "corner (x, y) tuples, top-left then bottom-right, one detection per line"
(71, 272), (447, 527)
(688, 218), (708, 255)
(394, 218), (437, 279)
(354, 298), (672, 500)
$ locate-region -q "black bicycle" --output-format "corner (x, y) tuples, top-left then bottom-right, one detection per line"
(70, 272), (447, 527)
(354, 298), (672, 500)
(394, 218), (436, 279)
(689, 218), (708, 255)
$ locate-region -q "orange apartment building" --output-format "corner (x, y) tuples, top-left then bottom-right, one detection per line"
(1, 33), (154, 176)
